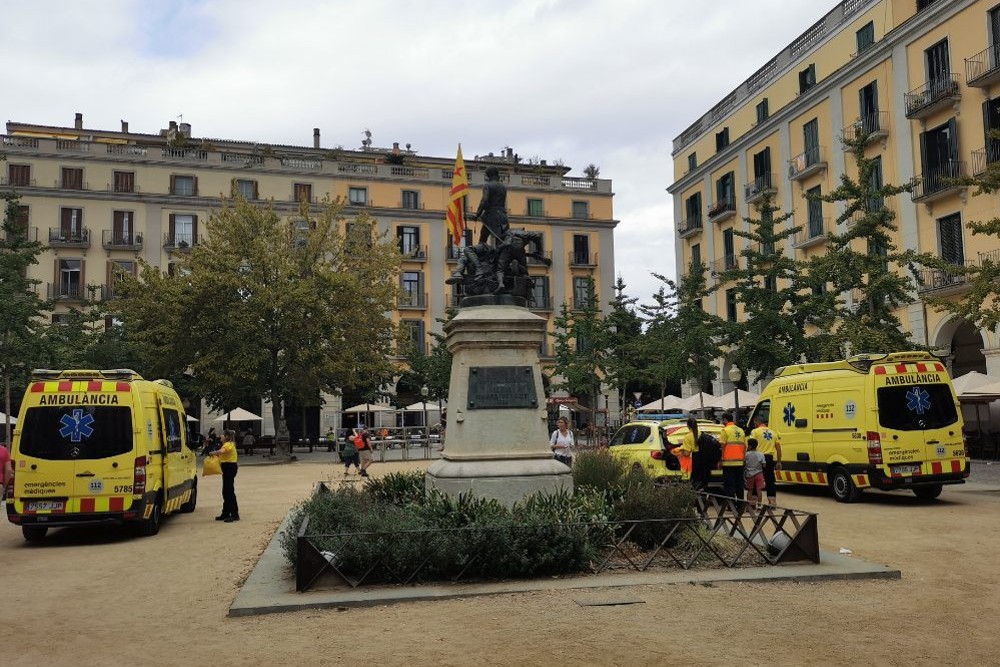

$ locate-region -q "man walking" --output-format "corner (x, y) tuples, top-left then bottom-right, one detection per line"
(718, 411), (746, 500)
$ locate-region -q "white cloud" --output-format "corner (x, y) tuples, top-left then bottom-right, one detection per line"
(0, 0), (829, 306)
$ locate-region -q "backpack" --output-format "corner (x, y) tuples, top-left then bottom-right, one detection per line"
(697, 432), (722, 469)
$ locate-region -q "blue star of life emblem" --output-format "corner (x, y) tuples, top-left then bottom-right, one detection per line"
(59, 409), (95, 443)
(783, 402), (796, 426)
(905, 386), (931, 415)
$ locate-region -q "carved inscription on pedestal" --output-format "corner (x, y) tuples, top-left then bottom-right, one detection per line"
(467, 366), (537, 409)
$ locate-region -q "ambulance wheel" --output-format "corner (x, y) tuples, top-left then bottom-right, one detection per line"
(22, 526), (48, 542)
(180, 481), (198, 513)
(137, 497), (162, 537)
(913, 484), (943, 501)
(830, 468), (861, 503)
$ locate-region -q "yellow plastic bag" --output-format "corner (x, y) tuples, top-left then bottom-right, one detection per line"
(203, 456), (222, 477)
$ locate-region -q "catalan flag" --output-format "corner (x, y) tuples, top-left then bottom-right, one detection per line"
(446, 145), (469, 245)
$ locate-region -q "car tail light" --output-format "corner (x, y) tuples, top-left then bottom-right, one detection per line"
(866, 431), (883, 465)
(133, 456), (147, 496)
(651, 451), (663, 460)
(5, 462), (12, 495)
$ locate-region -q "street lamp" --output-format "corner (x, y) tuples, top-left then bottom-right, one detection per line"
(728, 365), (743, 425)
(421, 384), (429, 450)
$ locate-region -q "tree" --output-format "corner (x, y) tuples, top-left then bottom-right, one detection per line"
(603, 276), (645, 418)
(402, 310), (454, 407)
(0, 190), (50, 440)
(551, 277), (607, 428)
(114, 197), (402, 457)
(810, 133), (923, 356)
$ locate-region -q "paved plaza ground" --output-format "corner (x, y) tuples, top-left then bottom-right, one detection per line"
(3, 454), (999, 667)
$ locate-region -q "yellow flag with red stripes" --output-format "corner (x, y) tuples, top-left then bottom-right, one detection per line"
(446, 145), (469, 245)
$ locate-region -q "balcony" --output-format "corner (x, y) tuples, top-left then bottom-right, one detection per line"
(446, 245), (464, 263)
(48, 227), (91, 248)
(706, 198), (736, 224)
(102, 230), (143, 251)
(529, 295), (554, 311)
(100, 284), (122, 301)
(904, 74), (961, 120)
(55, 179), (89, 191)
(569, 250), (598, 267)
(744, 173), (776, 205)
(710, 254), (739, 274)
(916, 262), (974, 296)
(400, 245), (427, 262)
(398, 291), (428, 309)
(47, 283), (91, 302)
(972, 145), (1000, 176)
(571, 297), (594, 311)
(677, 216), (703, 239)
(788, 146), (827, 181)
(912, 162), (966, 203)
(163, 233), (197, 251)
(842, 111), (889, 147)
(965, 46), (1000, 88)
(5, 226), (38, 243)
(161, 148), (208, 161)
(0, 176), (36, 187)
(792, 218), (829, 249)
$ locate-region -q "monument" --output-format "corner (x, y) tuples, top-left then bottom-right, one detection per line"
(426, 167), (572, 505)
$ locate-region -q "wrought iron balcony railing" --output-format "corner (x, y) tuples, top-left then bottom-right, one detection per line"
(912, 161), (966, 202)
(842, 110), (889, 145)
(677, 216), (703, 238)
(788, 146), (827, 181)
(102, 230), (143, 250)
(965, 45), (1000, 88)
(48, 227), (91, 247)
(904, 73), (961, 119)
(744, 173), (776, 204)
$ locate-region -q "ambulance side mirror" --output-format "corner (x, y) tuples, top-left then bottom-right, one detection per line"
(795, 418), (808, 428)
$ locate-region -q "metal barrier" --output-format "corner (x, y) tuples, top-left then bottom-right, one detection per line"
(293, 485), (819, 591)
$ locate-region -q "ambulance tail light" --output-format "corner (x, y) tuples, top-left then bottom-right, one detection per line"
(651, 451), (663, 460)
(5, 462), (12, 496)
(866, 431), (883, 465)
(133, 456), (147, 496)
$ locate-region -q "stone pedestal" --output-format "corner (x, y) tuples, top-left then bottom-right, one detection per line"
(426, 300), (572, 505)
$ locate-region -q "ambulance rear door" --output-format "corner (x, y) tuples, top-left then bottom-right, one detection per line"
(874, 377), (962, 477)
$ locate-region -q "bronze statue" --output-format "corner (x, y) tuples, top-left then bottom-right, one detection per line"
(471, 166), (509, 245)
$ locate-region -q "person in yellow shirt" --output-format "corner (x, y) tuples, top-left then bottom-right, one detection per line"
(671, 416), (701, 488)
(718, 412), (746, 500)
(209, 429), (240, 522)
(749, 415), (782, 506)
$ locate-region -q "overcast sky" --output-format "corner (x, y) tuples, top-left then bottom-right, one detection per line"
(2, 0), (829, 307)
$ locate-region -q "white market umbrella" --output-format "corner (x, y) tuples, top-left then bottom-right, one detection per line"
(343, 403), (395, 413)
(214, 407), (263, 422)
(403, 401), (445, 412)
(676, 392), (722, 412)
(186, 415), (199, 422)
(0, 411), (17, 425)
(953, 371), (995, 397)
(638, 395), (682, 412)
(714, 389), (760, 411)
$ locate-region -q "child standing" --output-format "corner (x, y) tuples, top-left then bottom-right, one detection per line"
(744, 437), (767, 510)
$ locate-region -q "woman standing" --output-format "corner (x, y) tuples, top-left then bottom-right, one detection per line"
(672, 416), (702, 489)
(550, 416), (575, 467)
(209, 429), (240, 522)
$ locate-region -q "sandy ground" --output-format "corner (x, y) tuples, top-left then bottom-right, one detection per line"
(3, 456), (999, 667)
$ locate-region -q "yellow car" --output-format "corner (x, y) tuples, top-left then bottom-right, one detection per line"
(608, 419), (725, 483)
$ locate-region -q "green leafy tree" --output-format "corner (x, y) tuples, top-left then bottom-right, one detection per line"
(551, 277), (607, 427)
(114, 198), (402, 457)
(810, 133), (923, 356)
(603, 276), (645, 418)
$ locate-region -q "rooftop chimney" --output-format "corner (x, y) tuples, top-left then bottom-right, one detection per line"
(121, 120), (129, 133)
(74, 113), (83, 130)
(169, 121), (177, 131)
(313, 128), (320, 149)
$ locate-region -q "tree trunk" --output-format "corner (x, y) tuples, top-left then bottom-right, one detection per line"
(272, 399), (291, 459)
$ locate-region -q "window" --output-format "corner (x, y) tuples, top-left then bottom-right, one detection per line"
(170, 175), (196, 196)
(113, 171), (135, 193)
(8, 164), (30, 186)
(397, 226), (421, 256)
(859, 81), (880, 133)
(609, 424), (652, 447)
(403, 320), (425, 354)
(798, 64), (817, 94)
(234, 179), (258, 200)
(856, 21), (875, 54)
(804, 119), (820, 166)
(62, 167), (83, 190)
(688, 153), (697, 171)
(527, 198), (544, 217)
(345, 222), (373, 249)
(108, 260), (135, 298)
(723, 228), (735, 269)
(572, 201), (589, 219)
(715, 128), (730, 152)
(755, 99), (769, 124)
(59, 208), (84, 241)
(572, 235), (591, 265)
(401, 272), (424, 307)
(573, 277), (591, 309)
(112, 211), (134, 245)
(725, 288), (737, 321)
(58, 259), (83, 299)
(691, 243), (701, 270)
(752, 147), (772, 183)
(716, 172), (735, 206)
(530, 275), (550, 308)
(938, 213), (964, 264)
(925, 39), (950, 87)
(918, 118), (958, 193)
(806, 186), (823, 238)
(348, 187), (367, 205)
(10, 205), (28, 237)
(764, 275), (777, 292)
(877, 383), (957, 431)
(401, 190), (419, 209)
(685, 192), (702, 227)
(169, 214), (197, 247)
(293, 183), (313, 203)
(19, 405), (134, 460)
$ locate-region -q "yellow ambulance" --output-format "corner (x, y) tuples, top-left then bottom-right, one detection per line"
(6, 369), (199, 540)
(747, 351), (969, 502)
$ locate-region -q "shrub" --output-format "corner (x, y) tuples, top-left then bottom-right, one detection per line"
(613, 475), (697, 549)
(572, 448), (627, 494)
(364, 470), (426, 506)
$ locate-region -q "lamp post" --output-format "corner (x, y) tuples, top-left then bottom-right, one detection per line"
(421, 384), (429, 454)
(729, 365), (743, 425)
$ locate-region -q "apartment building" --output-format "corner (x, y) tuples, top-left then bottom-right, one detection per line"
(1, 115), (617, 434)
(670, 0), (1000, 392)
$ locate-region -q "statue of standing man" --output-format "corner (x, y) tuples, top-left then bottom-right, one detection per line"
(471, 166), (509, 245)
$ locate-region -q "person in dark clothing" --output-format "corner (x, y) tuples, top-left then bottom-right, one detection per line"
(471, 166), (509, 245)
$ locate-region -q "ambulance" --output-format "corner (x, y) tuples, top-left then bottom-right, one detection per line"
(6, 369), (199, 540)
(747, 351), (969, 503)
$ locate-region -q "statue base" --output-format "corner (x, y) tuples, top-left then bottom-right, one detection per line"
(460, 294), (527, 308)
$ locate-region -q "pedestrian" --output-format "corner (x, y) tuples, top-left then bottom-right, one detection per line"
(671, 416), (701, 488)
(550, 416), (575, 467)
(749, 414), (783, 506)
(341, 430), (361, 475)
(242, 429), (256, 456)
(208, 429), (240, 522)
(718, 411), (747, 500)
(355, 425), (373, 478)
(203, 427), (220, 456)
(438, 408), (447, 453)
(0, 441), (12, 502)
(744, 437), (767, 510)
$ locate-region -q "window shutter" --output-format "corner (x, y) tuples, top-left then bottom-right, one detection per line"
(61, 208), (71, 235)
(169, 214), (176, 240)
(192, 215), (198, 245)
(253, 181), (259, 200)
(170, 175), (177, 195)
(919, 132), (929, 179)
(230, 178), (237, 198)
(107, 260), (113, 287)
(53, 259), (59, 288)
(80, 260), (86, 292)
(947, 117), (959, 164)
(193, 176), (199, 197)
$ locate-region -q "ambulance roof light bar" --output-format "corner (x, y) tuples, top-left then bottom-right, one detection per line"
(30, 369), (62, 380)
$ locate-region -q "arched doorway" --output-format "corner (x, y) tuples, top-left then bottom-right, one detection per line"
(949, 320), (986, 377)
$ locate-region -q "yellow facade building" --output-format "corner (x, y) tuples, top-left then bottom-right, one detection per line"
(2, 116), (616, 434)
(670, 0), (1000, 390)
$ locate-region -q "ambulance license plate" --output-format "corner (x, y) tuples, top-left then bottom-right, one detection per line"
(25, 500), (64, 512)
(892, 464), (920, 475)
